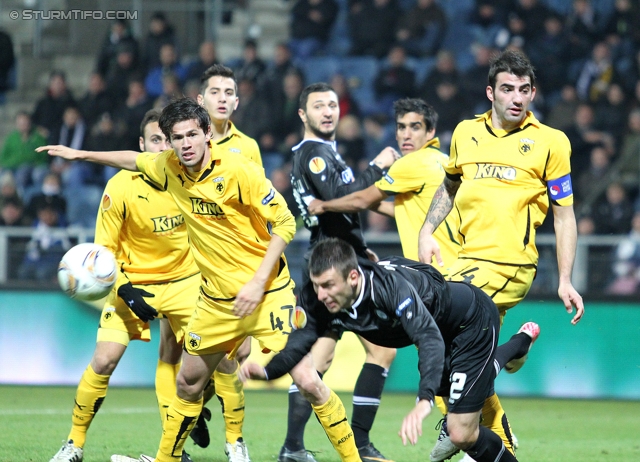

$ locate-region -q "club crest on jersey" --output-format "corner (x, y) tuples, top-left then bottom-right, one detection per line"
(102, 306), (116, 321)
(101, 193), (112, 212)
(187, 332), (201, 350)
(341, 168), (355, 184)
(309, 157), (326, 174)
(474, 163), (516, 180)
(519, 138), (535, 156)
(212, 176), (225, 195)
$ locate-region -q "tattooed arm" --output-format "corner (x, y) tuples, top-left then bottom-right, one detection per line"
(417, 175), (461, 266)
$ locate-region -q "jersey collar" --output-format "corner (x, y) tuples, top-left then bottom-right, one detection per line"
(419, 137), (441, 151)
(292, 138), (337, 152)
(216, 121), (242, 145)
(478, 110), (540, 137)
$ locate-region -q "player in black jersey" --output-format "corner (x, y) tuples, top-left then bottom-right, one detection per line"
(285, 82), (399, 462)
(243, 238), (537, 462)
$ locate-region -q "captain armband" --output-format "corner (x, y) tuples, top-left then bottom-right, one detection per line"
(547, 174), (573, 205)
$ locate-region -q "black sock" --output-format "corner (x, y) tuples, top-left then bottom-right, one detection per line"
(494, 333), (532, 372)
(467, 426), (518, 461)
(351, 363), (387, 448)
(283, 371), (324, 451)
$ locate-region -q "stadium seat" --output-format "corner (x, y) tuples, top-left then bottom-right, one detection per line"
(300, 56), (341, 85)
(337, 56), (379, 115)
(405, 57), (436, 88)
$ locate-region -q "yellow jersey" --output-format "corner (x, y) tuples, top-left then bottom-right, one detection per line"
(375, 138), (460, 267)
(136, 146), (295, 300)
(215, 121), (263, 168)
(94, 171), (199, 285)
(447, 110), (573, 266)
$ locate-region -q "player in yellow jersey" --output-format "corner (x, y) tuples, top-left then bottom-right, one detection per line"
(418, 50), (585, 462)
(49, 109), (200, 462)
(307, 98), (460, 268)
(40, 98), (362, 462)
(186, 63), (264, 457)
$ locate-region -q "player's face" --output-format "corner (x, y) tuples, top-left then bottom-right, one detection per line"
(311, 267), (359, 313)
(139, 121), (169, 153)
(197, 76), (239, 123)
(486, 72), (536, 130)
(299, 91), (339, 140)
(395, 112), (435, 155)
(169, 119), (212, 174)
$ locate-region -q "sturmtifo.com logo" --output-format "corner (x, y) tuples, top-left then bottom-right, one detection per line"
(9, 9), (138, 20)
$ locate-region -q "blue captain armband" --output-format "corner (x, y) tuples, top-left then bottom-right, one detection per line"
(547, 174), (573, 201)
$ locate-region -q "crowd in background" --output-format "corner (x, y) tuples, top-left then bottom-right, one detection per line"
(1, 0), (639, 292)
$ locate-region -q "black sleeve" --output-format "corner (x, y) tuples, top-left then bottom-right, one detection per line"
(303, 145), (385, 201)
(381, 273), (445, 402)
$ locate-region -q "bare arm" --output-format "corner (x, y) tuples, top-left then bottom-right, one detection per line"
(552, 203), (584, 325)
(308, 185), (388, 215)
(417, 176), (460, 265)
(36, 145), (140, 171)
(233, 234), (289, 318)
(373, 200), (395, 218)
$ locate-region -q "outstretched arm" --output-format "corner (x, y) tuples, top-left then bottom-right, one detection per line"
(418, 176), (460, 265)
(36, 145), (140, 171)
(308, 184), (388, 215)
(552, 203), (585, 325)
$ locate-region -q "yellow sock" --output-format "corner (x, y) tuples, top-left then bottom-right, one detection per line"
(481, 393), (515, 455)
(156, 396), (202, 462)
(214, 366), (245, 443)
(155, 360), (179, 423)
(68, 365), (110, 448)
(312, 390), (360, 462)
(434, 396), (448, 416)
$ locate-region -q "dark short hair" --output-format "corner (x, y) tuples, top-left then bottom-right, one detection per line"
(139, 108), (163, 137)
(488, 50), (536, 89)
(299, 82), (336, 111)
(158, 98), (210, 140)
(199, 63), (237, 95)
(393, 98), (438, 132)
(309, 238), (358, 281)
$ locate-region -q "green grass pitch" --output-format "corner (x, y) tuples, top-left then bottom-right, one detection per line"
(1, 385), (639, 461)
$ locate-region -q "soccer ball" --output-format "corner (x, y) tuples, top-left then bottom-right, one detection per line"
(58, 243), (118, 301)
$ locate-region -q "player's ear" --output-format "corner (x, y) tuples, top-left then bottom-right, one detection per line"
(486, 85), (494, 102)
(139, 136), (145, 151)
(298, 108), (306, 124)
(348, 268), (359, 286)
(196, 93), (204, 105)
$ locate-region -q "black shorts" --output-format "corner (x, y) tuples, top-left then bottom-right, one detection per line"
(438, 283), (499, 414)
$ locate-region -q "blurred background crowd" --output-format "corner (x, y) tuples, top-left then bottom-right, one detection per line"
(0, 0), (639, 294)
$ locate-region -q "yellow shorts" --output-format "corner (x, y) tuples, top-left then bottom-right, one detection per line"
(97, 274), (200, 346)
(448, 258), (536, 316)
(184, 280), (296, 359)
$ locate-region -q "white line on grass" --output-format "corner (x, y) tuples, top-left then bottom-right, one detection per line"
(0, 407), (157, 415)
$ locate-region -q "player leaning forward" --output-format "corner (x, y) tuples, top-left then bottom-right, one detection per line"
(38, 98), (362, 462)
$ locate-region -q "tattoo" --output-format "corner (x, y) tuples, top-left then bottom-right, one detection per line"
(424, 178), (460, 231)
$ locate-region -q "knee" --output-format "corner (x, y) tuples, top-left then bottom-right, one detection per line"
(91, 354), (119, 376)
(176, 371), (203, 400)
(291, 368), (326, 405)
(216, 356), (238, 374)
(448, 424), (478, 451)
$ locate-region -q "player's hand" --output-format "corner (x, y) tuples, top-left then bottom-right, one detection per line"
(308, 199), (325, 216)
(239, 361), (267, 382)
(365, 248), (379, 262)
(558, 280), (584, 325)
(35, 145), (82, 160)
(117, 282), (158, 322)
(399, 399), (432, 446)
(233, 279), (265, 318)
(418, 234), (443, 267)
(372, 147), (400, 169)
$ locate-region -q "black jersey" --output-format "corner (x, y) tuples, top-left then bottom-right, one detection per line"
(265, 256), (484, 402)
(290, 139), (385, 256)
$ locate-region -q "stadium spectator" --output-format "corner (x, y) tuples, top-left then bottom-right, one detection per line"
(509, 0), (552, 42)
(140, 11), (178, 74)
(564, 102), (614, 177)
(0, 171), (20, 208)
(395, 0), (447, 57)
(31, 71), (76, 143)
(545, 84), (580, 131)
(95, 19), (139, 78)
(418, 50), (459, 104)
(0, 29), (15, 104)
(24, 172), (66, 225)
(289, 0), (339, 60)
(595, 82), (630, 143)
(566, 0), (605, 62)
(373, 45), (416, 115)
(145, 43), (187, 99)
(608, 210), (640, 295)
(576, 41), (617, 103)
(591, 182), (634, 235)
(460, 44), (494, 115)
(335, 113), (367, 170)
(113, 79), (154, 151)
(468, 1), (507, 50)
(17, 202), (70, 282)
(0, 196), (27, 227)
(261, 42), (304, 105)
(0, 111), (49, 195)
(270, 166), (298, 219)
(85, 113), (124, 182)
(233, 39), (267, 85)
(152, 73), (183, 109)
(267, 71), (305, 155)
(575, 145), (612, 205)
(184, 40), (219, 84)
(104, 43), (140, 105)
(616, 107), (640, 192)
(362, 113), (396, 161)
(331, 73), (360, 119)
(349, 0), (400, 58)
(230, 78), (271, 141)
(78, 72), (115, 130)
